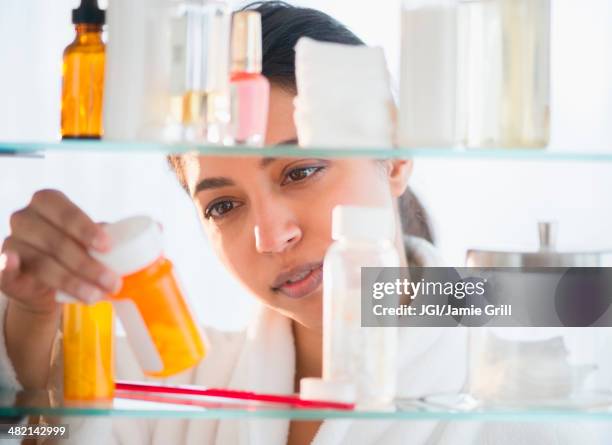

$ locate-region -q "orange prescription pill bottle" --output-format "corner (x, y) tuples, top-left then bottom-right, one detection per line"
(92, 216), (207, 377)
(62, 301), (114, 401)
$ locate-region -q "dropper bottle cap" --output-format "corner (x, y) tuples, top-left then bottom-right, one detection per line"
(72, 0), (105, 25)
(231, 11), (263, 73)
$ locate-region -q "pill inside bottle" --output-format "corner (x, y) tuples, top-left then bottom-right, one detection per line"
(63, 300), (114, 401)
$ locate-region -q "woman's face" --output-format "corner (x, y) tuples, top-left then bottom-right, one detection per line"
(186, 86), (411, 330)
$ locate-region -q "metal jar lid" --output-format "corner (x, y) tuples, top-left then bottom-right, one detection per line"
(466, 222), (610, 267)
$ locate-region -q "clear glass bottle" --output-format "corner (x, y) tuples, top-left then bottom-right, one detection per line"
(322, 206), (400, 408)
(102, 0), (231, 144)
(167, 0), (232, 144)
(399, 0), (457, 148)
(93, 216), (207, 377)
(61, 0), (106, 139)
(458, 0), (550, 148)
(230, 11), (270, 146)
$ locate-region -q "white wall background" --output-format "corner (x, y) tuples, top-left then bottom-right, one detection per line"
(1, 0), (611, 331)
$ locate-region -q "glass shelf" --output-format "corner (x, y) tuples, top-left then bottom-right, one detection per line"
(3, 390), (612, 421)
(1, 140), (612, 161)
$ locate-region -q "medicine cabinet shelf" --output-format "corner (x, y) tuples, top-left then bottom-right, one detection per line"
(3, 390), (612, 421)
(2, 140), (612, 162)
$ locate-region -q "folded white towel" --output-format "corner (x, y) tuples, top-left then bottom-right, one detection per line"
(294, 37), (394, 148)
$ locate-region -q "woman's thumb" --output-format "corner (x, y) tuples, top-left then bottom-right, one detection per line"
(0, 250), (20, 285)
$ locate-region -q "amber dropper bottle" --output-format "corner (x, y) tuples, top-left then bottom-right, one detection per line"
(61, 0), (106, 139)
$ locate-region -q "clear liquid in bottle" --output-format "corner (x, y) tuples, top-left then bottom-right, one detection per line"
(458, 0), (550, 148)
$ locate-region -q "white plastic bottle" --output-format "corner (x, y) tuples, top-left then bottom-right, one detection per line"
(302, 206), (400, 409)
(399, 0), (457, 147)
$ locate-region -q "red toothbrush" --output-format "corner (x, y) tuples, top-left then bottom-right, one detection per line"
(115, 380), (355, 410)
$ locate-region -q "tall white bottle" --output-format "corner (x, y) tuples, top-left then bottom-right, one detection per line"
(399, 0), (457, 147)
(322, 205), (400, 408)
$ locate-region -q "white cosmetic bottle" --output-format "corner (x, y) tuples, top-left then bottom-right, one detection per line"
(399, 0), (458, 147)
(301, 206), (400, 409)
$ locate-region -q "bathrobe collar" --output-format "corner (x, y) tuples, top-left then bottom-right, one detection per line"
(214, 304), (295, 445)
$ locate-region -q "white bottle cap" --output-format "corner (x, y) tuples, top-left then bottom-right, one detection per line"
(300, 377), (356, 404)
(91, 216), (163, 276)
(331, 205), (395, 241)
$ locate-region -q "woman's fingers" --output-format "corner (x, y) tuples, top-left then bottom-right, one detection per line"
(1, 189), (120, 316)
(9, 208), (120, 294)
(2, 237), (104, 304)
(26, 189), (110, 252)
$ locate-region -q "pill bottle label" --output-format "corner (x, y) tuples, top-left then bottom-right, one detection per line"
(113, 300), (164, 373)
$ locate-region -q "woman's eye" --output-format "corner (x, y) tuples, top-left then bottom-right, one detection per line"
(282, 166), (324, 185)
(205, 200), (241, 219)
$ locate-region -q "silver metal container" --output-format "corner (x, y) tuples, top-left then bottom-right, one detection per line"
(465, 223), (612, 408)
(467, 222), (608, 268)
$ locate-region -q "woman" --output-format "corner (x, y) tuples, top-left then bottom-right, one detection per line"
(0, 2), (605, 444)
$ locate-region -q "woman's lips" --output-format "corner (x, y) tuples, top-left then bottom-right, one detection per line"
(274, 263), (323, 299)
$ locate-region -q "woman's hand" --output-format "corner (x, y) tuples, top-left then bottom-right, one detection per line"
(0, 189), (121, 390)
(0, 189), (121, 315)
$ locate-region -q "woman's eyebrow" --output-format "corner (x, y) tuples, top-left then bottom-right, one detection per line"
(194, 177), (235, 194)
(195, 145), (301, 193)
(260, 157), (278, 168)
(259, 138), (298, 168)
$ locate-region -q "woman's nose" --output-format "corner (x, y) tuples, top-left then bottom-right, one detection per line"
(253, 203), (302, 254)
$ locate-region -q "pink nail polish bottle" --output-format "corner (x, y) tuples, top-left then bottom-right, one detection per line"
(230, 11), (270, 146)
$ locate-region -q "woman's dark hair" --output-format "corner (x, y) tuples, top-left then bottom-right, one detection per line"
(249, 1), (364, 92)
(170, 1), (434, 243)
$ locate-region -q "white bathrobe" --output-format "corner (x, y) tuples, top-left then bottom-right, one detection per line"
(0, 238), (610, 445)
